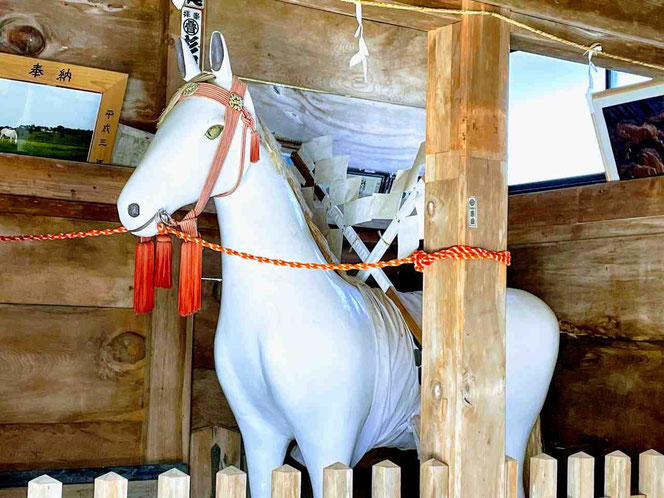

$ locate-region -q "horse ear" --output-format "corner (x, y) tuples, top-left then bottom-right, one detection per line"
(209, 31), (233, 88)
(172, 0), (185, 9)
(176, 37), (202, 81)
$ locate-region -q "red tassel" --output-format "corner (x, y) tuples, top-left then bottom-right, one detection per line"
(250, 130), (260, 163)
(178, 241), (202, 316)
(133, 237), (155, 314)
(154, 235), (172, 289)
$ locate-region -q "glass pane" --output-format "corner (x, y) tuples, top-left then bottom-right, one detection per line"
(611, 71), (651, 88)
(508, 52), (606, 185)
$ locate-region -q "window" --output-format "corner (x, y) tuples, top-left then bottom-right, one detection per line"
(508, 52), (606, 187)
(607, 71), (651, 89)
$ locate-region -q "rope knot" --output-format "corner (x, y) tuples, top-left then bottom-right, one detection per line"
(412, 250), (434, 272)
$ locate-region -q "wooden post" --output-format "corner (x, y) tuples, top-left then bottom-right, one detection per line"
(158, 468), (190, 498)
(217, 466), (247, 498)
(422, 1), (509, 498)
(639, 450), (664, 498)
(505, 457), (518, 498)
(190, 425), (242, 498)
(372, 460), (400, 498)
(605, 451), (630, 498)
(143, 240), (191, 463)
(323, 463), (352, 498)
(529, 454), (557, 498)
(568, 452), (594, 498)
(94, 472), (128, 498)
(272, 465), (301, 498)
(420, 459), (448, 498)
(28, 475), (62, 498)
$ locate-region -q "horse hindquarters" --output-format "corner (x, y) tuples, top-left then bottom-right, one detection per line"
(505, 288), (559, 498)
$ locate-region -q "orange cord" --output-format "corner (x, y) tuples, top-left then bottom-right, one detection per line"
(0, 224), (511, 272)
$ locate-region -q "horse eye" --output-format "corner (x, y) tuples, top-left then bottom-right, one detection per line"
(205, 124), (224, 140)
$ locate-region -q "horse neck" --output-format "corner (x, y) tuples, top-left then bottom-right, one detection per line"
(213, 154), (331, 287)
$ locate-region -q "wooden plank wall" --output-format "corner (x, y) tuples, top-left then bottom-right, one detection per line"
(508, 175), (664, 495)
(0, 164), (190, 471)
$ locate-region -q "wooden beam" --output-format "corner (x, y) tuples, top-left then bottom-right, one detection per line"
(278, 0), (457, 30)
(281, 0), (664, 79)
(422, 2), (509, 498)
(480, 0), (664, 49)
(168, 0), (428, 107)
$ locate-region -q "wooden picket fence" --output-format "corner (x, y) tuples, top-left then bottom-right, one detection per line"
(23, 450), (664, 498)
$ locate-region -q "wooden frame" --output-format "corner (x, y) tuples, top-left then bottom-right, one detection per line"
(0, 53), (127, 164)
(590, 79), (664, 181)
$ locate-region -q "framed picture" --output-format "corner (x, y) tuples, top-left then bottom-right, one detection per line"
(590, 79), (664, 181)
(347, 168), (392, 195)
(0, 53), (127, 164)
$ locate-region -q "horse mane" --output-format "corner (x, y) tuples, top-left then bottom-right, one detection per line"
(257, 117), (342, 267)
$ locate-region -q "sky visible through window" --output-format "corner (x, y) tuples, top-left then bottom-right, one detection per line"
(508, 52), (652, 186)
(508, 52), (606, 185)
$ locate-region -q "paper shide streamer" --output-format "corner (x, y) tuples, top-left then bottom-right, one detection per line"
(350, 2), (369, 83)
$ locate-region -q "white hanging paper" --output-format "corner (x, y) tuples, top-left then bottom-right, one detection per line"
(301, 136), (334, 162)
(330, 177), (362, 205)
(584, 43), (603, 105)
(390, 142), (425, 195)
(370, 192), (401, 220)
(344, 196), (374, 226)
(349, 3), (369, 83)
(398, 215), (420, 259)
(314, 156), (349, 186)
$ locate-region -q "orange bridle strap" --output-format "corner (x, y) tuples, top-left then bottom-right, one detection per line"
(177, 77), (259, 237)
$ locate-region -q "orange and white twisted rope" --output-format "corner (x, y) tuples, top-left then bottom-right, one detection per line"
(0, 224), (511, 272)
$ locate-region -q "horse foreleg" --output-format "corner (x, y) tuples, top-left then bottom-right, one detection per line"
(241, 421), (291, 498)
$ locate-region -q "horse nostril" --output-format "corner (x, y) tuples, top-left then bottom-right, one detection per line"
(128, 203), (140, 218)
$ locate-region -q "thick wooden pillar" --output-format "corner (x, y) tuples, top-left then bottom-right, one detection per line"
(421, 2), (509, 498)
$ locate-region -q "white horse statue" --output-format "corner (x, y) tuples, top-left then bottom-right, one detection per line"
(117, 32), (559, 498)
(0, 127), (18, 144)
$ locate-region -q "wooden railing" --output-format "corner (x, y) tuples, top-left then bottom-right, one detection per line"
(24, 450), (664, 497)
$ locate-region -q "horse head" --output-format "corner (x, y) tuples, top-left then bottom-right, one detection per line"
(117, 32), (257, 237)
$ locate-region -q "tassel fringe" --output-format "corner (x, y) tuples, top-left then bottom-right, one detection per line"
(250, 130), (260, 163)
(178, 241), (202, 316)
(155, 235), (172, 289)
(133, 237), (155, 314)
